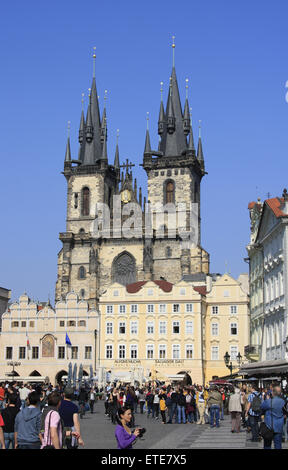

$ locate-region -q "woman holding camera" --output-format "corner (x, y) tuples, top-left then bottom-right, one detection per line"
(115, 408), (140, 449)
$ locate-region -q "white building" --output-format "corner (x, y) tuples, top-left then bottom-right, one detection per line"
(242, 190), (288, 377)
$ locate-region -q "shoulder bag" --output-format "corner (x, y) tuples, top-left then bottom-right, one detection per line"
(259, 398), (274, 441)
(43, 411), (56, 449)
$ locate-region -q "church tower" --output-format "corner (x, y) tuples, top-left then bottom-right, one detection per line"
(142, 38), (209, 282)
(55, 49), (120, 307)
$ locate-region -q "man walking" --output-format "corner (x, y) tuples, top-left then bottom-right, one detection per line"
(207, 386), (222, 428)
(261, 386), (285, 449)
(1, 393), (19, 449)
(14, 391), (42, 449)
(246, 384), (262, 442)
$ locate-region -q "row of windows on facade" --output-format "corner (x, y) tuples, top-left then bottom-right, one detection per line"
(5, 346), (92, 360)
(10, 320), (87, 328)
(105, 321), (239, 336)
(105, 304), (238, 315)
(104, 344), (239, 361)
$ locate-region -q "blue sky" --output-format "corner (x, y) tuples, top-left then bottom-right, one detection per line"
(1, 0), (288, 303)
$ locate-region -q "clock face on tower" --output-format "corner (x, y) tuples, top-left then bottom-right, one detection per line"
(121, 189), (131, 204)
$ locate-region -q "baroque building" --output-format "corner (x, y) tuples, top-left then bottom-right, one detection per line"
(241, 190), (288, 379)
(55, 45), (209, 309)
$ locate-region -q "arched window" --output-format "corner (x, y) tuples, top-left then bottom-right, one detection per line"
(112, 252), (136, 286)
(79, 228), (85, 233)
(165, 180), (175, 204)
(81, 187), (90, 216)
(78, 266), (86, 279)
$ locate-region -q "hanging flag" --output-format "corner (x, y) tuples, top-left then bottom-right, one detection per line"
(26, 332), (30, 348)
(65, 333), (72, 346)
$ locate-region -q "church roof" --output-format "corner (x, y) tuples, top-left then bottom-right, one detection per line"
(265, 197), (286, 218)
(126, 280), (173, 293)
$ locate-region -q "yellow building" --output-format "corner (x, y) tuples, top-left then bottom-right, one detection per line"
(98, 274), (249, 384)
(0, 292), (99, 384)
(204, 273), (249, 381)
(98, 280), (205, 384)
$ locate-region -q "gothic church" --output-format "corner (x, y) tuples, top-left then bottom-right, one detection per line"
(55, 46), (209, 308)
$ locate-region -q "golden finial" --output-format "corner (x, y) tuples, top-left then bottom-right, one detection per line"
(88, 87), (91, 98)
(185, 78), (189, 99)
(104, 89), (108, 107)
(93, 46), (96, 78)
(146, 112), (149, 130)
(172, 35), (175, 67)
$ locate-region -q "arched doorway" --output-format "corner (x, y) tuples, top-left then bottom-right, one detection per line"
(55, 370), (67, 384)
(29, 370), (41, 377)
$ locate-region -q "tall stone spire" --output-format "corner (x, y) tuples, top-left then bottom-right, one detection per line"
(90, 47), (102, 162)
(161, 38), (187, 157)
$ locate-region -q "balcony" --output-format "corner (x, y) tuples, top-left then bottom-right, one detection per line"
(244, 344), (261, 361)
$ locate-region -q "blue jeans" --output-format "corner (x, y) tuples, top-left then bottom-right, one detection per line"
(249, 415), (260, 441)
(147, 402), (153, 416)
(21, 399), (26, 409)
(221, 405), (224, 419)
(177, 405), (186, 424)
(210, 405), (220, 427)
(4, 432), (15, 449)
(0, 401), (5, 410)
(168, 402), (177, 423)
(187, 411), (193, 423)
(264, 432), (282, 449)
(17, 442), (41, 449)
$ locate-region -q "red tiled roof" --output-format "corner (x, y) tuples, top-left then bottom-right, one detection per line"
(126, 281), (147, 293)
(193, 286), (207, 296)
(37, 305), (44, 311)
(126, 280), (173, 294)
(266, 197), (286, 218)
(153, 280), (173, 292)
(248, 201), (262, 210)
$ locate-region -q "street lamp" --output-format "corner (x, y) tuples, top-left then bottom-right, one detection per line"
(223, 352), (242, 377)
(7, 361), (21, 377)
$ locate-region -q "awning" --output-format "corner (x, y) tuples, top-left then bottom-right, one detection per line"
(240, 359), (288, 376)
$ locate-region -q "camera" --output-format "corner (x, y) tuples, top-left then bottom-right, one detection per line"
(137, 427), (146, 438)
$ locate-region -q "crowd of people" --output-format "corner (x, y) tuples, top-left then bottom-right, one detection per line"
(103, 382), (288, 450)
(0, 381), (97, 449)
(1, 379), (288, 449)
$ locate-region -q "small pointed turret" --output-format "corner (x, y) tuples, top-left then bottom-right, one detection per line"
(167, 77), (176, 134)
(100, 90), (108, 144)
(65, 121), (71, 162)
(158, 81), (165, 136)
(85, 90), (93, 143)
(144, 112), (151, 154)
(114, 129), (120, 169)
(197, 120), (205, 170)
(187, 107), (195, 155)
(183, 79), (190, 135)
(99, 118), (108, 162)
(78, 94), (85, 144)
(90, 47), (102, 161)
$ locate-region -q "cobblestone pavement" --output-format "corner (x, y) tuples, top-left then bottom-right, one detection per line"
(79, 401), (288, 449)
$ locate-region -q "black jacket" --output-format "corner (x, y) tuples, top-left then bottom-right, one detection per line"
(1, 406), (19, 433)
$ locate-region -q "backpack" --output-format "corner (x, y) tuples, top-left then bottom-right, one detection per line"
(251, 393), (262, 414)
